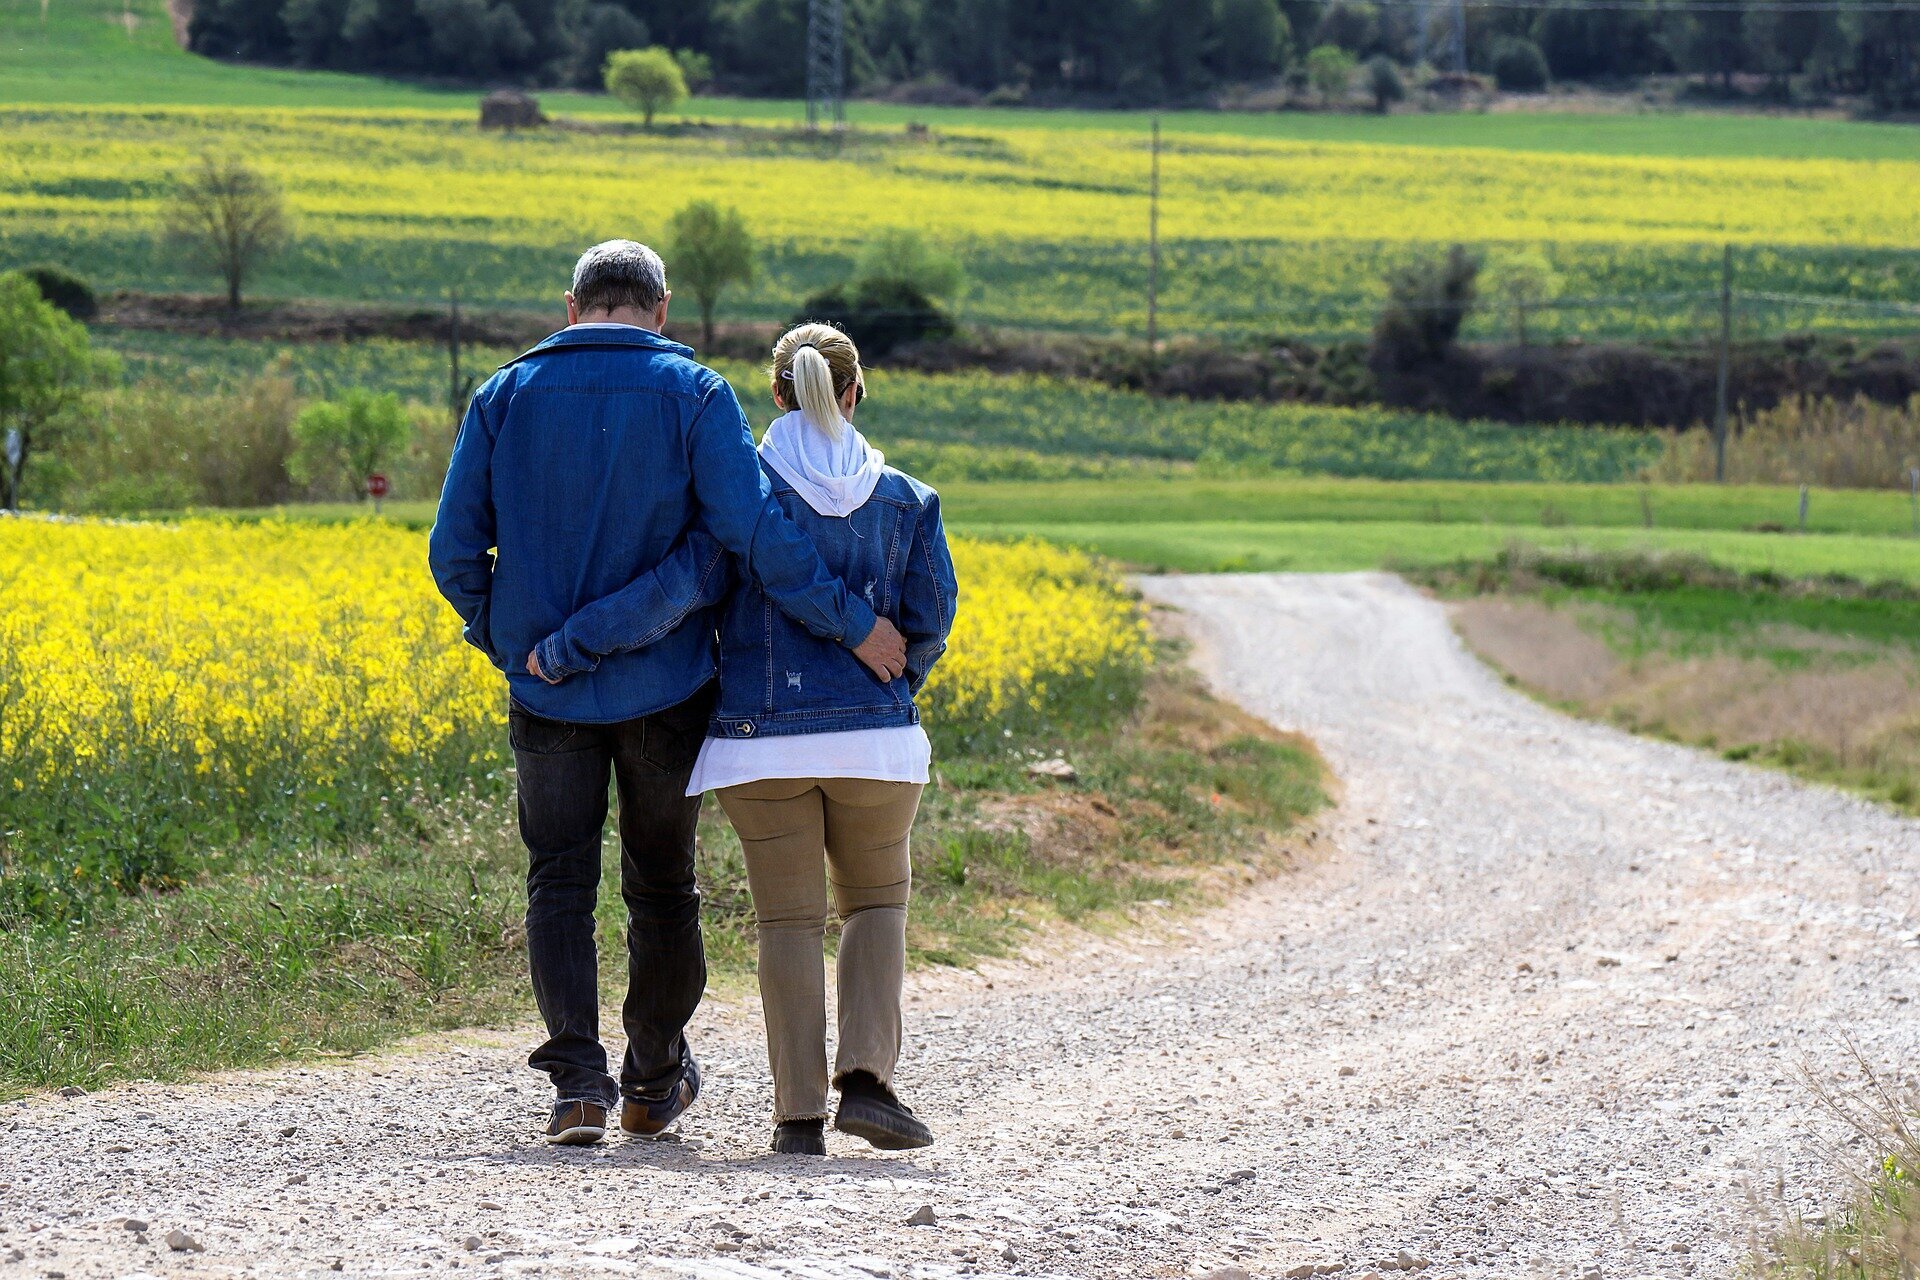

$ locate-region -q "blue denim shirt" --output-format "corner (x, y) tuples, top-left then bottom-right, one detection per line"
(533, 464), (958, 739)
(427, 326), (878, 724)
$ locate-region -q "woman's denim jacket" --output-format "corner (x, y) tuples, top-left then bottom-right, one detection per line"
(534, 463), (958, 740)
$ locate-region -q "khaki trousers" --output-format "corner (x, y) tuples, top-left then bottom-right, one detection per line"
(715, 776), (923, 1122)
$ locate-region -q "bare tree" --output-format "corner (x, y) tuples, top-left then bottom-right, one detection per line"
(163, 155), (290, 313)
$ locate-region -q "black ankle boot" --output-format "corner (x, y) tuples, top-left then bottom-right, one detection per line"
(834, 1071), (934, 1150)
(770, 1117), (826, 1156)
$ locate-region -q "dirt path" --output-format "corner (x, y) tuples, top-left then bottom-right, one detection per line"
(6, 572), (1917, 1280)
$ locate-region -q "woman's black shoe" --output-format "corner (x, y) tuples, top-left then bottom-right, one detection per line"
(834, 1071), (934, 1150)
(770, 1118), (826, 1156)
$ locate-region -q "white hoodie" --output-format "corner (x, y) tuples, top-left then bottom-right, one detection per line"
(757, 410), (886, 517)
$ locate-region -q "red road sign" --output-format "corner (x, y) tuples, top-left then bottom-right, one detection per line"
(366, 473), (391, 499)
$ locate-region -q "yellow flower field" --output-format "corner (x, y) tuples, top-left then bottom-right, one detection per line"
(0, 517), (1147, 907)
(2, 105), (1913, 338)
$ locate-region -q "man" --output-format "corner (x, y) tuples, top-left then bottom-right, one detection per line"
(429, 241), (906, 1146)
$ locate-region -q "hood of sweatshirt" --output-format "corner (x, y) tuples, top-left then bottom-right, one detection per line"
(757, 409), (886, 518)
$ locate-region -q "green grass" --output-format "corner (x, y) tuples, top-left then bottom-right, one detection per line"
(938, 476), (1920, 537)
(8, 0), (1918, 162)
(972, 519), (1920, 584)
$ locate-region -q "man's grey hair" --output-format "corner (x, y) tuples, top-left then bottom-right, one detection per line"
(570, 240), (668, 315)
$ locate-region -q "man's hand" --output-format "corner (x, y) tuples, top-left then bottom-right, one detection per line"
(527, 650), (555, 684)
(852, 616), (907, 682)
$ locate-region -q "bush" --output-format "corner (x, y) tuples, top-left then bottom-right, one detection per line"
(1364, 55), (1406, 112)
(1489, 36), (1550, 92)
(853, 229), (966, 304)
(792, 279), (953, 359)
(1305, 43), (1357, 103)
(1370, 244), (1482, 373)
(1649, 394), (1920, 489)
(64, 372), (301, 511)
(20, 263), (97, 322)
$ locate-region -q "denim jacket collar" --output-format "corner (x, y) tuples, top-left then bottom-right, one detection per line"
(506, 325), (696, 367)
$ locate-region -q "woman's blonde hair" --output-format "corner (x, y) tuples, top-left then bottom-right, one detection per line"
(771, 323), (862, 440)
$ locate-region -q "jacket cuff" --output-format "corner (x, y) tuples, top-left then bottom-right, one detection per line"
(839, 597), (878, 649)
(533, 632), (579, 684)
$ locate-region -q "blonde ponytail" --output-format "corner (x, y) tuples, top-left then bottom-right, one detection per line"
(788, 343), (847, 440)
(771, 323), (862, 441)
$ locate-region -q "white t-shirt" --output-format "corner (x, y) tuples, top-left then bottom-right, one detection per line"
(685, 724), (930, 796)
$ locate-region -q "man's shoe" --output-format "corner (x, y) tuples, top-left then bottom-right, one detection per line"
(770, 1118), (827, 1156)
(546, 1100), (608, 1145)
(621, 1050), (701, 1138)
(834, 1071), (933, 1151)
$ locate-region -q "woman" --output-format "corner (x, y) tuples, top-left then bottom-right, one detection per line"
(530, 323), (958, 1156)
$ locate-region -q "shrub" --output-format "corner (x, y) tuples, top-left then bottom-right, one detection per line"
(1489, 36), (1551, 92)
(672, 47), (713, 93)
(792, 279), (953, 359)
(65, 372), (301, 511)
(853, 228), (966, 304)
(1649, 394), (1920, 489)
(1481, 249), (1562, 344)
(1370, 244), (1482, 373)
(1305, 43), (1357, 103)
(20, 263), (97, 322)
(1364, 55), (1406, 112)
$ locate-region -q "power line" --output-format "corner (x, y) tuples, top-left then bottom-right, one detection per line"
(1363, 0), (1920, 10)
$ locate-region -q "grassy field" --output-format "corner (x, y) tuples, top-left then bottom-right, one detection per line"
(1434, 547), (1920, 815)
(9, 0), (1920, 161)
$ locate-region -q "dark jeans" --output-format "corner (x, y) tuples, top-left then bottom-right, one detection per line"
(509, 683), (716, 1109)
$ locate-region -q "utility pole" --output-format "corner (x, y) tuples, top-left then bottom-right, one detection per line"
(805, 0), (845, 132)
(1713, 243), (1732, 483)
(1449, 0), (1466, 74)
(448, 285), (462, 416)
(1147, 115), (1161, 374)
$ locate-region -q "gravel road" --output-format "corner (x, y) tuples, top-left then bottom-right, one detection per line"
(6, 572), (1918, 1280)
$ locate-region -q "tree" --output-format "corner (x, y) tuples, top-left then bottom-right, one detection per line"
(666, 200), (754, 349)
(604, 46), (687, 126)
(672, 47), (714, 93)
(289, 388), (412, 499)
(1215, 0), (1289, 80)
(1481, 249), (1562, 345)
(1364, 54), (1404, 112)
(1489, 35), (1550, 92)
(854, 229), (966, 303)
(1305, 43), (1357, 104)
(0, 273), (115, 511)
(163, 155), (290, 313)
